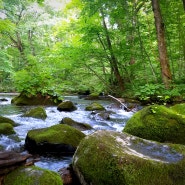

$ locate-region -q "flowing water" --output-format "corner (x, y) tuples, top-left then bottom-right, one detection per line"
(0, 94), (134, 172)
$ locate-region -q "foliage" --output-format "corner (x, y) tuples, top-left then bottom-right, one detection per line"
(134, 83), (185, 104)
(0, 0), (185, 102)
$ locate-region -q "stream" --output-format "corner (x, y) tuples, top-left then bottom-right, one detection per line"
(0, 94), (134, 172)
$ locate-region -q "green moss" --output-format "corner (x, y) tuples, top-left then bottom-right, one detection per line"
(57, 101), (77, 111)
(123, 105), (185, 144)
(0, 123), (15, 135)
(73, 131), (185, 185)
(23, 106), (47, 120)
(0, 116), (15, 126)
(171, 103), (185, 116)
(61, 117), (92, 130)
(85, 102), (105, 111)
(3, 166), (63, 185)
(27, 124), (85, 147)
(11, 93), (60, 106)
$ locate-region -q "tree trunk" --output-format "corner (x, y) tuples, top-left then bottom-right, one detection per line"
(100, 9), (125, 92)
(182, 0), (185, 11)
(151, 0), (172, 89)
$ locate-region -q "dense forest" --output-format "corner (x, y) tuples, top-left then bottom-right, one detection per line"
(0, 0), (185, 102)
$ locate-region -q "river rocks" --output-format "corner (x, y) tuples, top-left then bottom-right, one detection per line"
(84, 93), (100, 100)
(23, 107), (47, 120)
(0, 151), (32, 175)
(57, 101), (77, 112)
(3, 166), (63, 185)
(0, 116), (16, 126)
(25, 124), (85, 154)
(0, 116), (16, 135)
(73, 130), (185, 185)
(11, 92), (62, 106)
(60, 117), (92, 131)
(85, 102), (105, 111)
(0, 123), (15, 135)
(123, 104), (185, 144)
(0, 98), (8, 102)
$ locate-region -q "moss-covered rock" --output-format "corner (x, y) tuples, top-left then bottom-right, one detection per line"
(3, 166), (63, 185)
(23, 107), (47, 120)
(123, 104), (185, 144)
(25, 124), (85, 154)
(73, 130), (185, 185)
(57, 101), (77, 112)
(0, 116), (16, 126)
(84, 93), (100, 100)
(0, 123), (15, 135)
(85, 102), (105, 111)
(11, 92), (61, 106)
(170, 103), (185, 115)
(60, 117), (92, 131)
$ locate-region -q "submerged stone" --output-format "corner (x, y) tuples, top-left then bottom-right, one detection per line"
(73, 130), (185, 185)
(123, 104), (185, 144)
(23, 106), (47, 120)
(3, 166), (63, 185)
(25, 124), (85, 154)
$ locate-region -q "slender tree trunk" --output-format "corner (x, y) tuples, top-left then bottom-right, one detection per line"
(182, 0), (185, 11)
(151, 0), (172, 89)
(100, 9), (124, 92)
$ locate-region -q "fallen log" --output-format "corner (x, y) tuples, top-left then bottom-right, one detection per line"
(108, 95), (133, 112)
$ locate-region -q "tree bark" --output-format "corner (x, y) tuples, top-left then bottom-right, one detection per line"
(151, 0), (172, 89)
(182, 0), (185, 11)
(100, 9), (125, 91)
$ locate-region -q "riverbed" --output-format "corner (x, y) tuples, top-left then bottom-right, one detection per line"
(0, 94), (134, 172)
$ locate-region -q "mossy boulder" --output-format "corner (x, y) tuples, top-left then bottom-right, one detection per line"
(57, 101), (77, 112)
(25, 124), (85, 154)
(84, 93), (100, 100)
(23, 107), (47, 120)
(60, 117), (92, 131)
(170, 103), (185, 115)
(123, 104), (185, 144)
(3, 166), (63, 185)
(73, 130), (185, 185)
(11, 92), (61, 106)
(0, 116), (16, 126)
(85, 102), (105, 111)
(0, 123), (15, 135)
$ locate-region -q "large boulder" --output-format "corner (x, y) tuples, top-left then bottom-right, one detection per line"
(73, 130), (185, 185)
(60, 117), (92, 131)
(25, 124), (85, 154)
(170, 103), (185, 115)
(23, 107), (47, 120)
(3, 166), (63, 185)
(11, 92), (62, 106)
(85, 102), (105, 111)
(123, 104), (185, 144)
